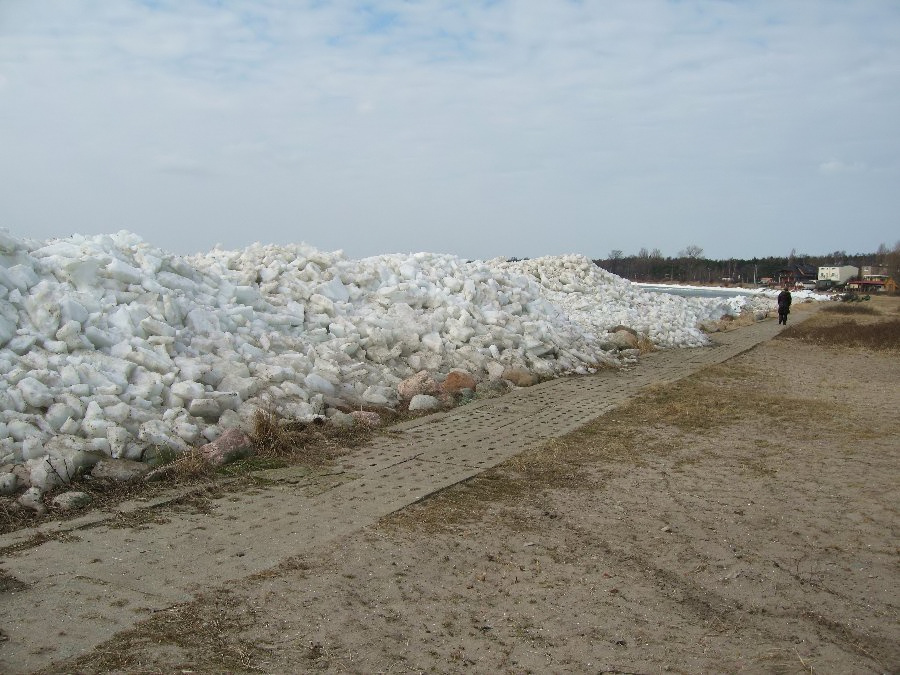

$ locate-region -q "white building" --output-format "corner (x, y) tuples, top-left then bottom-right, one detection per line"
(817, 265), (859, 285)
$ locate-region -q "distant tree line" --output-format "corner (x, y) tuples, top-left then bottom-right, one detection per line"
(593, 242), (900, 285)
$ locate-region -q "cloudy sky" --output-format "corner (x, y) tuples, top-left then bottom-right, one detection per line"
(1, 1), (898, 261)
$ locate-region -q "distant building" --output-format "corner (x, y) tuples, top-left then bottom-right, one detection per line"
(860, 265), (888, 279)
(817, 265), (859, 286)
(777, 264), (817, 288)
(846, 279), (885, 292)
(848, 276), (899, 294)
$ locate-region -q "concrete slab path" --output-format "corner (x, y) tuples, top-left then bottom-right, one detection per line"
(0, 317), (790, 673)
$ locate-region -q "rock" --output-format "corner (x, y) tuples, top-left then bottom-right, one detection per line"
(456, 388), (476, 404)
(90, 458), (152, 482)
(397, 370), (440, 399)
(486, 361), (506, 381)
(17, 487), (46, 515)
(502, 366), (536, 387)
(614, 329), (640, 348)
(698, 320), (721, 333)
(350, 410), (382, 427)
(408, 394), (440, 412)
(52, 491), (93, 511)
(609, 325), (638, 337)
(441, 369), (477, 394)
(199, 428), (254, 467)
(601, 330), (640, 350)
(329, 411), (356, 428)
(0, 472), (18, 496)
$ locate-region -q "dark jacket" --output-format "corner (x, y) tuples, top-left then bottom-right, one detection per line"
(777, 290), (792, 312)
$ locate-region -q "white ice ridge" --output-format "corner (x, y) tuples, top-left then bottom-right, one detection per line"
(0, 229), (770, 482)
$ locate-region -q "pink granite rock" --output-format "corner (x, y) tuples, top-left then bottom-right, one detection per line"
(501, 366), (536, 387)
(199, 428), (255, 467)
(397, 370), (440, 399)
(441, 369), (477, 394)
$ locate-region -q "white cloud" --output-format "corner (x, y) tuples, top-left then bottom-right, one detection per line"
(818, 159), (866, 174)
(153, 154), (214, 176)
(0, 1), (898, 259)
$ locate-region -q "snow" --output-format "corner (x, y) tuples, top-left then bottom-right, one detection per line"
(0, 229), (781, 489)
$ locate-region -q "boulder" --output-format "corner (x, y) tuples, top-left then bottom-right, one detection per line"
(328, 411), (356, 428)
(486, 361), (506, 381)
(601, 330), (640, 351)
(91, 458), (152, 482)
(397, 370), (440, 399)
(52, 491), (93, 511)
(408, 394), (441, 412)
(502, 366), (536, 387)
(441, 370), (477, 394)
(199, 428), (255, 467)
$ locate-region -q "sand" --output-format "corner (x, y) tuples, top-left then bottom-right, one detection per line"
(16, 299), (900, 673)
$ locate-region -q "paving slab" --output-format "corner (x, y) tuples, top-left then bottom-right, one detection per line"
(0, 316), (789, 673)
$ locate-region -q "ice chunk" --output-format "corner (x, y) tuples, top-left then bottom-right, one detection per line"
(18, 377), (54, 408)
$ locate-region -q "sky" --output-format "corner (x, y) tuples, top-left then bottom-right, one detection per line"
(1, 1), (898, 261)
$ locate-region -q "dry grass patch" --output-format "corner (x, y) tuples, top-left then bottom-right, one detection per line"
(0, 567), (28, 593)
(381, 438), (616, 535)
(251, 409), (372, 463)
(779, 318), (900, 351)
(50, 589), (268, 674)
(821, 303), (881, 315)
(636, 333), (656, 354)
(381, 467), (537, 534)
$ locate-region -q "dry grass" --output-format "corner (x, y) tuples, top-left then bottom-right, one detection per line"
(636, 333), (656, 354)
(779, 318), (900, 351)
(251, 408), (373, 463)
(381, 438), (612, 535)
(48, 589), (268, 674)
(821, 303), (881, 315)
(0, 567), (28, 593)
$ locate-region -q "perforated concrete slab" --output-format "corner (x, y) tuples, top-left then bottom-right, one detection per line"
(0, 317), (789, 673)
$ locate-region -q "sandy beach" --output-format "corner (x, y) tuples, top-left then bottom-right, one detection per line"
(8, 298), (888, 674)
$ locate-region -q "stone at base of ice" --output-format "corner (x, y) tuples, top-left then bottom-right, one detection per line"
(52, 491), (92, 511)
(409, 394), (440, 412)
(90, 458), (152, 482)
(0, 471), (18, 496)
(18, 486), (46, 514)
(329, 411), (355, 428)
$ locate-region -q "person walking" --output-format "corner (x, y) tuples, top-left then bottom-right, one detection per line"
(777, 286), (792, 325)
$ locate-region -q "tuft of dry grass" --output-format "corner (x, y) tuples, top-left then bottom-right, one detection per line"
(52, 589), (268, 674)
(251, 409), (372, 464)
(636, 333), (656, 354)
(779, 318), (900, 351)
(821, 303), (880, 315)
